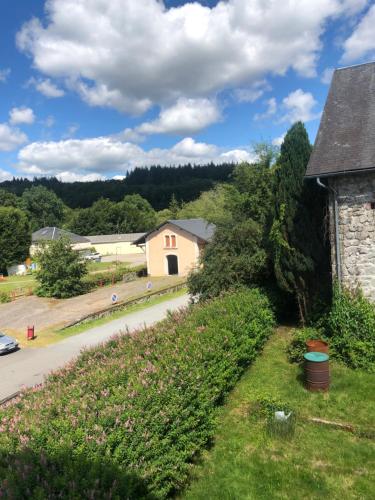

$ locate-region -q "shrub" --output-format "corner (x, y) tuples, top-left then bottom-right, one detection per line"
(323, 285), (375, 372)
(0, 288), (274, 498)
(35, 237), (87, 298)
(83, 265), (147, 291)
(0, 291), (10, 303)
(286, 327), (325, 364)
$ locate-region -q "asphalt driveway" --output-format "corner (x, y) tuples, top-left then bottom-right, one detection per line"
(0, 294), (189, 401)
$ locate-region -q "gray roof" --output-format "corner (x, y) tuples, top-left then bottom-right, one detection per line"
(86, 233), (146, 244)
(32, 227), (89, 244)
(133, 218), (216, 245)
(306, 61), (375, 178)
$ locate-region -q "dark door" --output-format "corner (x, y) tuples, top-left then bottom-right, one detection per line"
(167, 255), (178, 275)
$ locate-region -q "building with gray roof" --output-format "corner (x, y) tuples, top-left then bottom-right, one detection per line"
(306, 61), (375, 299)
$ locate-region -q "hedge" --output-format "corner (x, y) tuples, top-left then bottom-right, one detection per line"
(83, 264), (147, 291)
(0, 288), (275, 498)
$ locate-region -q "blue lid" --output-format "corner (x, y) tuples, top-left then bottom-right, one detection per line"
(304, 352), (329, 362)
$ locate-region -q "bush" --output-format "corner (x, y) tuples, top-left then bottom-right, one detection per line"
(323, 285), (375, 371)
(35, 237), (87, 298)
(0, 288), (274, 498)
(286, 327), (325, 364)
(83, 265), (147, 291)
(0, 291), (10, 303)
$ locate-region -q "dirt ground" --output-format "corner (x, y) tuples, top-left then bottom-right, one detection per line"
(0, 275), (182, 336)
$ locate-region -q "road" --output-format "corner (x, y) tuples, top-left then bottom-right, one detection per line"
(0, 294), (189, 402)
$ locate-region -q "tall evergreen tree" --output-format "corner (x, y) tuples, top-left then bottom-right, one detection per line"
(270, 122), (328, 323)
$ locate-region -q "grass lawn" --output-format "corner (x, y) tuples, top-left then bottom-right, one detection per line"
(0, 274), (36, 294)
(20, 287), (187, 348)
(86, 261), (130, 273)
(182, 327), (375, 500)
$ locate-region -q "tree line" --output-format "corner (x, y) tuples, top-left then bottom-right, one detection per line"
(0, 163), (234, 210)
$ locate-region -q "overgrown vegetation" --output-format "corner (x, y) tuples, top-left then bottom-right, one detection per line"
(0, 206), (31, 274)
(0, 288), (274, 498)
(35, 237), (88, 298)
(188, 125), (330, 323)
(322, 285), (375, 371)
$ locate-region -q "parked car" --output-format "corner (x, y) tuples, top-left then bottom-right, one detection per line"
(0, 332), (19, 354)
(82, 252), (101, 263)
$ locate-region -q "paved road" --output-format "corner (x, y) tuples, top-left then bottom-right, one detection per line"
(0, 294), (189, 401)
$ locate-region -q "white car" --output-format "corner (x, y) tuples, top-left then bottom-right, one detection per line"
(83, 252), (101, 262)
(0, 332), (19, 354)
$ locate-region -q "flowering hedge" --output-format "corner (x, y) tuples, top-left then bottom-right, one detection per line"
(0, 288), (274, 498)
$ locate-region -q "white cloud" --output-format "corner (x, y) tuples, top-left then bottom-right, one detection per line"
(0, 168), (13, 182)
(136, 98), (221, 136)
(342, 4), (375, 62)
(9, 107), (35, 125)
(29, 77), (65, 97)
(321, 67), (334, 84)
(43, 115), (55, 128)
(16, 0), (366, 114)
(0, 124), (28, 151)
(272, 133), (286, 147)
(281, 89), (320, 123)
(0, 68), (10, 83)
(16, 135), (254, 178)
(254, 97), (277, 121)
(62, 124), (79, 139)
(56, 171), (105, 182)
(234, 80), (271, 103)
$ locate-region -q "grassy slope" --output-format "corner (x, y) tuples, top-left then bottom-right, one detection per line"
(182, 327), (375, 500)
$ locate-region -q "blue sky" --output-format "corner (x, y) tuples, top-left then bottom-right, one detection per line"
(0, 0), (374, 181)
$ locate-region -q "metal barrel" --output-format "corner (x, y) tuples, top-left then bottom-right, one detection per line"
(304, 352), (330, 391)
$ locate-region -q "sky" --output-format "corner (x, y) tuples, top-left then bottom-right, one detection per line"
(0, 0), (374, 182)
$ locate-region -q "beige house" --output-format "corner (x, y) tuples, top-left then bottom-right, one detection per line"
(133, 219), (216, 277)
(30, 227), (91, 256)
(86, 233), (145, 256)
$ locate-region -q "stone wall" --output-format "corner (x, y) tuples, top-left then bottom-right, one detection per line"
(328, 171), (375, 299)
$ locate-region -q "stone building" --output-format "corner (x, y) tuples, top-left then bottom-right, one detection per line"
(306, 61), (375, 299)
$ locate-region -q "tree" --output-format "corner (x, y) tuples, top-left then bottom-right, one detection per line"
(188, 219), (267, 300)
(21, 185), (65, 231)
(178, 185), (231, 225)
(0, 189), (19, 207)
(118, 194), (157, 232)
(35, 237), (87, 298)
(0, 207), (31, 274)
(270, 122), (328, 323)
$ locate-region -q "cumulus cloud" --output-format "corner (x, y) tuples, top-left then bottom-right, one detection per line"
(16, 135), (254, 178)
(233, 80), (272, 103)
(342, 4), (375, 62)
(254, 97), (277, 121)
(16, 0), (366, 114)
(28, 77), (65, 97)
(321, 67), (334, 84)
(0, 124), (28, 151)
(0, 68), (10, 83)
(136, 98), (221, 136)
(9, 107), (35, 125)
(281, 89), (320, 123)
(0, 168), (13, 181)
(272, 133), (286, 147)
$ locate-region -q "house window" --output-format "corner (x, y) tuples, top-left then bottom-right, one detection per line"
(371, 202), (375, 210)
(164, 235), (177, 248)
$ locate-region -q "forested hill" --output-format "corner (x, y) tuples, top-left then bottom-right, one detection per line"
(0, 163), (235, 210)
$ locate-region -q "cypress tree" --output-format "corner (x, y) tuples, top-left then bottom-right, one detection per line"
(270, 122), (328, 323)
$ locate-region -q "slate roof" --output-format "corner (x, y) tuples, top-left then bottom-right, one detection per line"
(133, 219), (216, 245)
(86, 233), (146, 244)
(32, 227), (89, 244)
(306, 61), (375, 178)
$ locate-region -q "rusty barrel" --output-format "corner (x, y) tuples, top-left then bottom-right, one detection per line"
(306, 339), (328, 354)
(304, 352), (330, 392)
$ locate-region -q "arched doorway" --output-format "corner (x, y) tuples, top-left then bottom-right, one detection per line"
(166, 255), (178, 275)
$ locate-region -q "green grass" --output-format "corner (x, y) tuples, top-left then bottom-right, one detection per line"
(0, 274), (36, 294)
(182, 327), (375, 500)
